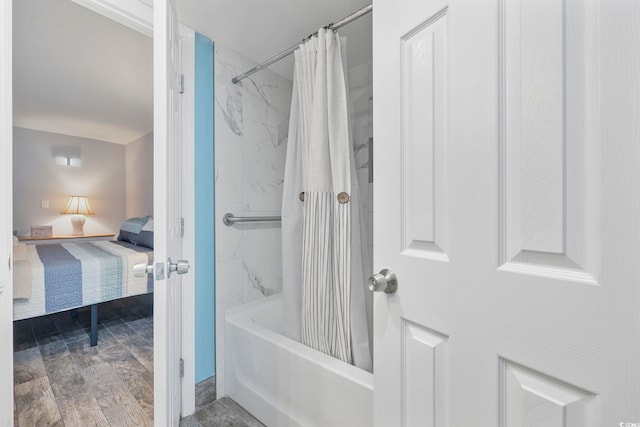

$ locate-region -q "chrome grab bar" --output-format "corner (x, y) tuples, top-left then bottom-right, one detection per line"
(223, 213), (281, 226)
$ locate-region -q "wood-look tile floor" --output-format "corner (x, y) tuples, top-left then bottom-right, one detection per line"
(13, 294), (154, 426)
(180, 397), (265, 427)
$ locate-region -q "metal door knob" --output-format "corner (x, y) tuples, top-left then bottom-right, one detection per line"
(133, 263), (154, 278)
(368, 269), (398, 294)
(168, 258), (190, 277)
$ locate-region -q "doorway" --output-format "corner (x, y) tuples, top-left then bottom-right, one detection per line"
(11, 0), (155, 424)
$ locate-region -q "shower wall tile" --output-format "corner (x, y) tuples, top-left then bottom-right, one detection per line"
(242, 226), (283, 300)
(216, 260), (247, 305)
(214, 202), (243, 262)
(242, 119), (286, 213)
(242, 57), (293, 128)
(215, 161), (243, 262)
(349, 63), (374, 353)
(214, 41), (293, 398)
(215, 44), (244, 138)
(348, 62), (373, 171)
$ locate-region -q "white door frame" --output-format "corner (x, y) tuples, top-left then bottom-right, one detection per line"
(179, 23), (197, 417)
(0, 0), (198, 422)
(0, 0), (14, 424)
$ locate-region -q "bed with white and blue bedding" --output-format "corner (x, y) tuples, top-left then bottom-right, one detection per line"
(13, 217), (154, 346)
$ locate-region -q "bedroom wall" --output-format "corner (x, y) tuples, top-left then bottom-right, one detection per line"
(125, 131), (154, 218)
(13, 127), (126, 237)
(214, 41), (292, 396)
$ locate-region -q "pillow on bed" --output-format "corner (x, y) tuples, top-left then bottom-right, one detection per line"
(120, 215), (152, 234)
(142, 218), (154, 232)
(118, 216), (154, 249)
(118, 229), (154, 249)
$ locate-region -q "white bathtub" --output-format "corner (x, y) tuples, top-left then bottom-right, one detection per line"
(225, 295), (374, 427)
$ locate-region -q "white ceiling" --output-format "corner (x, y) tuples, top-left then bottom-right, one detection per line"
(176, 0), (373, 78)
(12, 0), (371, 145)
(13, 0), (153, 145)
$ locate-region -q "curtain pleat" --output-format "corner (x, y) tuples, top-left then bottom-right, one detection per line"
(301, 192), (352, 363)
(282, 27), (372, 370)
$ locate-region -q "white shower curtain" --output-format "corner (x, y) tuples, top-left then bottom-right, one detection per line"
(281, 28), (372, 371)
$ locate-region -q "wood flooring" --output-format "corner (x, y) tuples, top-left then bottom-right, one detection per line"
(13, 294), (154, 426)
(14, 294), (261, 427)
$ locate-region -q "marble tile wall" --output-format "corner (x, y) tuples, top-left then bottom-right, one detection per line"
(348, 62), (374, 270)
(347, 62), (374, 349)
(214, 42), (292, 397)
(215, 42), (374, 396)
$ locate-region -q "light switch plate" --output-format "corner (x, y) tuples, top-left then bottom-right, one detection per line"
(41, 200), (49, 209)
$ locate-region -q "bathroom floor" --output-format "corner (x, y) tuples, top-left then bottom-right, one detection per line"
(13, 294), (154, 426)
(180, 397), (265, 427)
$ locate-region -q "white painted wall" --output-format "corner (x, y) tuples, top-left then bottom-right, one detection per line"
(12, 127), (126, 237)
(125, 131), (154, 218)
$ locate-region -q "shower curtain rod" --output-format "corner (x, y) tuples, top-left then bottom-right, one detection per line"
(231, 4), (373, 84)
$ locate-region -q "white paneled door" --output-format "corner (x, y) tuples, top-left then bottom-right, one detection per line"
(373, 0), (640, 425)
(154, 0), (183, 425)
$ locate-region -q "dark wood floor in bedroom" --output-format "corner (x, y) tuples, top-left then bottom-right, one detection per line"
(13, 294), (154, 426)
(13, 293), (263, 427)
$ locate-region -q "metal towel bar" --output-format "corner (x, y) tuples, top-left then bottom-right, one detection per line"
(223, 213), (281, 226)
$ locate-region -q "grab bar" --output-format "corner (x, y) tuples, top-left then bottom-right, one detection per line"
(223, 213), (281, 226)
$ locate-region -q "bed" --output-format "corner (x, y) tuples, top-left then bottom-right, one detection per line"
(13, 217), (154, 346)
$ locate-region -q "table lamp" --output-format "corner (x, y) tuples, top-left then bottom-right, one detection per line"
(61, 196), (94, 236)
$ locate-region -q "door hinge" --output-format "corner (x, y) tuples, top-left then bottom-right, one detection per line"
(179, 74), (185, 94)
(181, 218), (185, 238)
(179, 358), (184, 378)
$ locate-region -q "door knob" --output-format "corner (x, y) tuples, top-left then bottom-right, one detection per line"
(133, 263), (154, 277)
(368, 269), (398, 294)
(168, 258), (190, 277)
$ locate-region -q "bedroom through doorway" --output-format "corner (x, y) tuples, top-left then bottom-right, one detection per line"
(11, 0), (156, 424)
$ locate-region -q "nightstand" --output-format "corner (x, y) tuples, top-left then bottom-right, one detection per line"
(17, 233), (116, 245)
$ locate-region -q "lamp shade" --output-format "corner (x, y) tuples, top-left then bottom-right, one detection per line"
(61, 196), (95, 215)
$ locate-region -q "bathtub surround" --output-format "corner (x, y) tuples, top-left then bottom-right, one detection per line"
(225, 296), (373, 427)
(214, 41), (293, 396)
